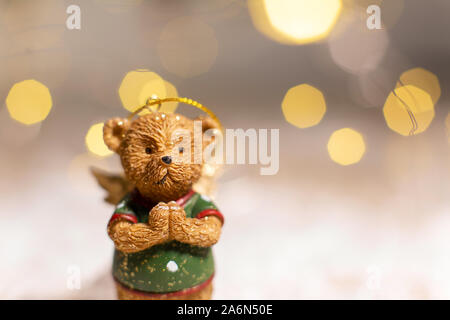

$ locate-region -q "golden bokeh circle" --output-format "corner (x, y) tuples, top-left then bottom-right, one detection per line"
(248, 0), (342, 45)
(281, 84), (326, 128)
(383, 85), (435, 136)
(6, 79), (53, 125)
(85, 123), (114, 157)
(119, 69), (167, 113)
(327, 128), (366, 166)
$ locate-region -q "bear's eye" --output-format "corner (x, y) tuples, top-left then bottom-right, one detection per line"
(145, 147), (152, 154)
(178, 147), (184, 154)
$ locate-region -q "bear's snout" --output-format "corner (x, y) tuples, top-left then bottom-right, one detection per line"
(161, 156), (172, 165)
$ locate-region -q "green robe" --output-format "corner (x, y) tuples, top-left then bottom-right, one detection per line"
(109, 190), (223, 293)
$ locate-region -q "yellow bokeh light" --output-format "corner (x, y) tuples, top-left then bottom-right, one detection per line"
(327, 128), (366, 166)
(282, 84), (326, 128)
(85, 123), (114, 157)
(383, 85), (435, 136)
(157, 16), (218, 78)
(6, 79), (53, 125)
(248, 0), (342, 45)
(396, 68), (441, 104)
(119, 69), (167, 112)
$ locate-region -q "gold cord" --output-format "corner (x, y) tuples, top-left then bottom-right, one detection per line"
(127, 97), (223, 132)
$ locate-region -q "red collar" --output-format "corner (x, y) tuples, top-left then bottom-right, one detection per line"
(131, 189), (196, 209)
(176, 189), (196, 207)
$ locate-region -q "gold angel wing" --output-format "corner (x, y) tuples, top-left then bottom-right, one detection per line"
(90, 167), (134, 205)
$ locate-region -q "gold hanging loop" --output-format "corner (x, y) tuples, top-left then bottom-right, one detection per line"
(127, 97), (223, 132)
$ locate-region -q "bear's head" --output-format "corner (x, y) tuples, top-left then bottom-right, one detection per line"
(103, 112), (218, 202)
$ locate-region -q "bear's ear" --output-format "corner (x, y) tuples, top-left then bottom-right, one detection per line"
(196, 115), (220, 133)
(103, 117), (130, 153)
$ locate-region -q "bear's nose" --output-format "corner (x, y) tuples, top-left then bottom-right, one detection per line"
(161, 156), (172, 165)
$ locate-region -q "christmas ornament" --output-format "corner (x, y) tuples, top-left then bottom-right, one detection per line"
(94, 97), (224, 300)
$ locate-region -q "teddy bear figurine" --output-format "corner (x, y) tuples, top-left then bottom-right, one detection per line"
(98, 98), (224, 300)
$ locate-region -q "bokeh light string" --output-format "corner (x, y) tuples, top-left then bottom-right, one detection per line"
(392, 79), (418, 136)
(356, 72), (421, 136)
(358, 68), (438, 136)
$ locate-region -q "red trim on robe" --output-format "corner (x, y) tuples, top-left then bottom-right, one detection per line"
(196, 209), (224, 225)
(108, 213), (138, 226)
(176, 189), (196, 207)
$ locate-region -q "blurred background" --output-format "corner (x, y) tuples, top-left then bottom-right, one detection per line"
(0, 0), (449, 299)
